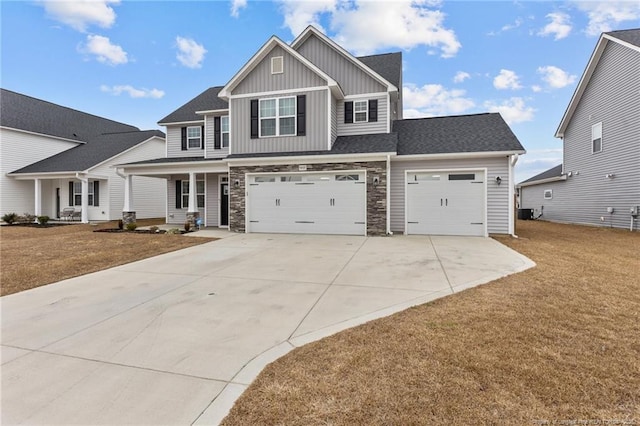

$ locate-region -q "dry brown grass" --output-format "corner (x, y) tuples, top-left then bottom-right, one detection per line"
(223, 220), (640, 425)
(0, 219), (215, 296)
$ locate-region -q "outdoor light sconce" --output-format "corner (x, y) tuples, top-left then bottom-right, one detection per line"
(372, 176), (380, 186)
(234, 179), (240, 187)
(495, 176), (502, 185)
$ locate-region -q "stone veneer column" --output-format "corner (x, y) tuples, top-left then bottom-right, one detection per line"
(229, 170), (246, 233)
(122, 211), (136, 225)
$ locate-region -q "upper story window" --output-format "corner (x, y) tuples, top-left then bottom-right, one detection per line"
(187, 126), (202, 149)
(259, 97), (296, 137)
(354, 100), (368, 123)
(271, 56), (283, 74)
(592, 122), (602, 153)
(221, 116), (230, 148)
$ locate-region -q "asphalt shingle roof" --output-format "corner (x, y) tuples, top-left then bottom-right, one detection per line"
(393, 113), (525, 155)
(158, 87), (228, 124)
(11, 130), (166, 174)
(607, 28), (640, 48)
(518, 164), (563, 185)
(357, 52), (402, 90)
(1, 88), (138, 142)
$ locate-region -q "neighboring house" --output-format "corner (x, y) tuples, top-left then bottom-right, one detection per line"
(119, 26), (525, 236)
(518, 28), (640, 230)
(1, 89), (167, 223)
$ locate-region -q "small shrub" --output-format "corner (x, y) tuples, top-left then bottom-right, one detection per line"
(149, 225), (159, 233)
(184, 221), (191, 232)
(2, 212), (18, 224)
(125, 222), (138, 231)
(118, 219), (124, 230)
(166, 228), (181, 235)
(19, 213), (36, 224)
(37, 215), (50, 225)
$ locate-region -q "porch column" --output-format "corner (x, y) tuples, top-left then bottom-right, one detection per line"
(122, 174), (136, 224)
(34, 179), (42, 221)
(186, 172), (199, 225)
(81, 177), (89, 223)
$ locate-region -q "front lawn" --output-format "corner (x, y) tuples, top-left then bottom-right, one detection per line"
(223, 220), (640, 425)
(0, 219), (215, 296)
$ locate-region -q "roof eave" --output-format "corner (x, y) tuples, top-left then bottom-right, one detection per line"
(394, 150), (526, 161)
(518, 175), (567, 188)
(157, 119), (205, 127)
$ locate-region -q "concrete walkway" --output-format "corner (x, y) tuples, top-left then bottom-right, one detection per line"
(1, 232), (534, 425)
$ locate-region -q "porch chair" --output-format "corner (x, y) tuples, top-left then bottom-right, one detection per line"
(71, 209), (82, 221)
(60, 207), (74, 221)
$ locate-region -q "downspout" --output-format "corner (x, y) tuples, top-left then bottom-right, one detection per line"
(386, 154), (392, 235)
(509, 154), (519, 237)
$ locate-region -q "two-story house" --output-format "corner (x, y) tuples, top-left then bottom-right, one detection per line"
(120, 26), (525, 236)
(518, 28), (640, 230)
(1, 89), (167, 223)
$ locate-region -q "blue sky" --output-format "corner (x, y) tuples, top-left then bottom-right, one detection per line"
(2, 0), (639, 182)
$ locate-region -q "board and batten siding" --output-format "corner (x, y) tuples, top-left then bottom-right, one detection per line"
(390, 157), (511, 234)
(0, 128), (78, 215)
(547, 40), (640, 229)
(204, 114), (230, 159)
(336, 94), (388, 136)
(296, 34), (387, 95)
(233, 45), (327, 96)
(331, 96), (338, 147)
(166, 125), (205, 158)
(90, 137), (167, 220)
(231, 89), (328, 154)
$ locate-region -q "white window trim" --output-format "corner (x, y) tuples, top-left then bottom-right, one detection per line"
(258, 97), (296, 138)
(181, 180), (205, 209)
(271, 56), (283, 74)
(544, 189), (553, 200)
(73, 181), (96, 206)
(592, 122), (602, 153)
(354, 100), (368, 123)
(221, 116), (230, 148)
(187, 126), (202, 149)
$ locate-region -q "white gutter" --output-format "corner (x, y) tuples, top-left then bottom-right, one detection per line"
(517, 175), (567, 188)
(393, 150), (526, 161)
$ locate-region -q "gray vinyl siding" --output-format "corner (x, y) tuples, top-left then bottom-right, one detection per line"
(166, 125), (205, 158)
(296, 34), (387, 95)
(204, 114), (230, 159)
(167, 174), (206, 224)
(205, 173), (221, 227)
(233, 45), (327, 95)
(231, 89), (328, 154)
(535, 41), (640, 229)
(331, 96), (337, 147)
(390, 157), (510, 234)
(337, 94), (388, 136)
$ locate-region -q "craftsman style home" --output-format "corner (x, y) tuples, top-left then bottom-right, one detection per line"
(1, 89), (166, 223)
(119, 26), (525, 236)
(519, 28), (639, 230)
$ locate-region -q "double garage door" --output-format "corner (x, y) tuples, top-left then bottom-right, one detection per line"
(247, 172), (366, 235)
(406, 170), (486, 237)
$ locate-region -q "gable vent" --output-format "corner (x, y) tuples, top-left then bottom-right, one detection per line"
(271, 56), (283, 74)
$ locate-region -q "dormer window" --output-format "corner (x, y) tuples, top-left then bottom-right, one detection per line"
(271, 56), (283, 74)
(354, 100), (368, 123)
(344, 99), (378, 124)
(187, 126), (202, 149)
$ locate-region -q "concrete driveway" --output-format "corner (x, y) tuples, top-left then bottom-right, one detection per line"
(1, 232), (533, 425)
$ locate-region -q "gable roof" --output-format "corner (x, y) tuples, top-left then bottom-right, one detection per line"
(356, 52), (402, 92)
(393, 113), (525, 156)
(158, 86), (227, 125)
(218, 35), (342, 99)
(10, 130), (165, 174)
(1, 88), (138, 142)
(291, 26), (398, 92)
(556, 28), (640, 138)
(517, 164), (565, 187)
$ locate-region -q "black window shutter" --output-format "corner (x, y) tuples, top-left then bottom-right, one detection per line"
(344, 101), (353, 123)
(201, 126), (205, 149)
(214, 117), (221, 149)
(93, 181), (99, 207)
(175, 180), (182, 209)
(250, 99), (259, 139)
(69, 181), (74, 206)
(297, 95), (306, 136)
(181, 127), (187, 150)
(369, 99), (378, 122)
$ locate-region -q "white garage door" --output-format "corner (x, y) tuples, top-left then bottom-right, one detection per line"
(247, 172), (366, 235)
(406, 171), (486, 236)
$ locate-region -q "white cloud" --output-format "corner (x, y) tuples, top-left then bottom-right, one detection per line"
(175, 36), (207, 69)
(575, 1), (640, 36)
(488, 17), (524, 36)
(100, 85), (164, 99)
(493, 69), (522, 90)
(538, 12), (572, 40)
(230, 0), (247, 17)
(403, 83), (475, 117)
(279, 0), (461, 58)
(40, 0), (119, 32)
(531, 85), (542, 93)
(80, 35), (127, 65)
(537, 65), (577, 88)
(484, 97), (535, 124)
(453, 71), (470, 83)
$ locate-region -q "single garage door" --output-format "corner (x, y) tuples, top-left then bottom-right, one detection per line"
(247, 172), (366, 235)
(406, 170), (486, 236)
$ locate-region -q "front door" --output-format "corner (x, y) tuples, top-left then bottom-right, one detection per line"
(220, 182), (229, 227)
